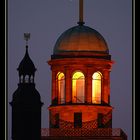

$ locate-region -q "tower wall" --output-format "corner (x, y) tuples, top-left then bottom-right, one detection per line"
(49, 105), (112, 129)
(48, 57), (113, 130)
(11, 103), (42, 140)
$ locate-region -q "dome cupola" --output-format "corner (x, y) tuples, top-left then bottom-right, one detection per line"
(53, 25), (109, 55)
(52, 0), (110, 59)
(48, 0), (114, 134)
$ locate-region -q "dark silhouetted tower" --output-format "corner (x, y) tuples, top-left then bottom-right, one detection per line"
(10, 33), (43, 140)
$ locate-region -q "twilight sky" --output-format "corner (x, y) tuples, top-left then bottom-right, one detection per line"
(8, 0), (132, 140)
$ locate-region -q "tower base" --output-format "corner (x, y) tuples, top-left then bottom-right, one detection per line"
(41, 128), (127, 140)
(42, 136), (126, 140)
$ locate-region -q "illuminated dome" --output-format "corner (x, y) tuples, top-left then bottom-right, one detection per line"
(53, 25), (109, 55)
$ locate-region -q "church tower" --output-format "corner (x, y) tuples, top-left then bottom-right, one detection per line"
(10, 33), (43, 140)
(46, 1), (127, 139)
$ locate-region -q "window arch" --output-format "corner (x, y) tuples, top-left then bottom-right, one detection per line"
(92, 72), (102, 104)
(57, 72), (65, 104)
(72, 71), (85, 103)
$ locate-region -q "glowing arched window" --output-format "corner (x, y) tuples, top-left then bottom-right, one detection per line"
(72, 71), (85, 103)
(92, 72), (102, 104)
(57, 72), (65, 104)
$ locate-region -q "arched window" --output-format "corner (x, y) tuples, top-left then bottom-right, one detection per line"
(57, 72), (65, 104)
(25, 75), (29, 83)
(20, 75), (23, 83)
(30, 75), (34, 83)
(72, 71), (85, 103)
(92, 72), (102, 104)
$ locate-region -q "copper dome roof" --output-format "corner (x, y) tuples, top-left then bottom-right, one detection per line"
(53, 25), (109, 55)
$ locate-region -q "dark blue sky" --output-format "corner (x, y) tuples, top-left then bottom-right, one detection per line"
(8, 0), (132, 140)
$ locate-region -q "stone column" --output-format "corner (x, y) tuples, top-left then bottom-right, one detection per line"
(52, 70), (57, 105)
(65, 68), (72, 104)
(86, 67), (92, 103)
(103, 69), (110, 104)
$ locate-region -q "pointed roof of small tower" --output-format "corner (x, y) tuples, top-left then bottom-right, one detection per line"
(17, 33), (36, 76)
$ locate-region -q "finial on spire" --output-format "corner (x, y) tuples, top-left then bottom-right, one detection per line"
(24, 33), (30, 46)
(78, 0), (85, 25)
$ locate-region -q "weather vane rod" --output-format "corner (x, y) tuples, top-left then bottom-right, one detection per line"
(24, 33), (30, 46)
(78, 0), (84, 25)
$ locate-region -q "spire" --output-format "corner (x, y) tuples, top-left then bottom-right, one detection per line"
(17, 33), (36, 83)
(78, 0), (85, 26)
